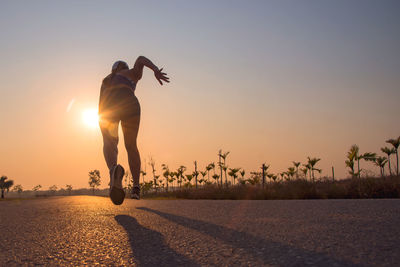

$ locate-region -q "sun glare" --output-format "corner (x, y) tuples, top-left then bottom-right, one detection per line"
(82, 108), (99, 128)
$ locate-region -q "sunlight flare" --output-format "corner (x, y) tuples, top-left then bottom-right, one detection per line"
(82, 108), (99, 128)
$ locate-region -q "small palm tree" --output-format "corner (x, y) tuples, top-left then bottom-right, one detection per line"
(149, 157), (157, 190)
(307, 157), (321, 181)
(228, 168), (240, 185)
(302, 163), (312, 180)
(345, 158), (356, 177)
(140, 170), (147, 184)
(374, 156), (388, 177)
(287, 167), (296, 180)
(193, 161), (199, 188)
(381, 147), (395, 176)
(300, 167), (308, 179)
(154, 175), (160, 188)
(292, 161), (301, 178)
(185, 174), (193, 187)
(161, 164), (170, 192)
(357, 152), (376, 177)
(346, 145), (358, 177)
(177, 165), (186, 188)
(386, 136), (400, 175)
(279, 172), (287, 181)
(267, 173), (277, 183)
(212, 174), (220, 184)
(240, 169), (245, 179)
(0, 176), (14, 199)
(221, 165), (227, 186)
(218, 150), (230, 186)
(205, 163), (213, 182)
(238, 169), (246, 185)
(174, 171), (180, 187)
(200, 171), (207, 185)
(168, 171), (176, 189)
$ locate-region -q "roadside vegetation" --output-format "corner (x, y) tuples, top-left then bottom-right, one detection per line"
(1, 135), (399, 200)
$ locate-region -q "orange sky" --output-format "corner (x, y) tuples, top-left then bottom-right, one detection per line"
(1, 1), (400, 189)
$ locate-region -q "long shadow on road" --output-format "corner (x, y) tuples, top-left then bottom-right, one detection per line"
(115, 215), (200, 267)
(137, 207), (358, 267)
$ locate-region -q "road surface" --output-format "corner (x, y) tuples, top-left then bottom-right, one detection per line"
(0, 196), (399, 266)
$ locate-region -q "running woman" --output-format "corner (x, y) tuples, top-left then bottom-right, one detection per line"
(99, 56), (169, 205)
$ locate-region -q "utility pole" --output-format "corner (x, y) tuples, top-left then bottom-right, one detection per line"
(194, 161), (198, 189)
(262, 163), (266, 189)
(219, 151), (223, 187)
(332, 166), (335, 181)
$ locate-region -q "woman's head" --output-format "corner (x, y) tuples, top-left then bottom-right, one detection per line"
(111, 60), (129, 74)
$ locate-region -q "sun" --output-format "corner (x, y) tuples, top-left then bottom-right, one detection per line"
(82, 108), (99, 128)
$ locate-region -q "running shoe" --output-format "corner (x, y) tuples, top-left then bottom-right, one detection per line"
(131, 186), (140, 200)
(110, 164), (125, 205)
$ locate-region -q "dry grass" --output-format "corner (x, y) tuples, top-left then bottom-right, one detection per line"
(142, 176), (400, 200)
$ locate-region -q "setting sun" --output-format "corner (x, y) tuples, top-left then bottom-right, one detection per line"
(82, 108), (99, 128)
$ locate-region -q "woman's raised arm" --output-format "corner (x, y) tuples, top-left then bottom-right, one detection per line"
(130, 56), (170, 85)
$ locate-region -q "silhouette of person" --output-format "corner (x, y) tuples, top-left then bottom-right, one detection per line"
(99, 56), (169, 204)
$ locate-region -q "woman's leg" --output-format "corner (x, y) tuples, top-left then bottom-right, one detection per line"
(99, 120), (119, 173)
(121, 115), (141, 187)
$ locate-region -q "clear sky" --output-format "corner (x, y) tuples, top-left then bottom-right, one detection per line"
(1, 0), (399, 189)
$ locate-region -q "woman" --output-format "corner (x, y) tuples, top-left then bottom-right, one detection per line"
(99, 56), (169, 205)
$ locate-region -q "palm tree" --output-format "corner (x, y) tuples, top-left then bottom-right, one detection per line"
(0, 176), (14, 199)
(206, 162), (215, 182)
(193, 161), (199, 188)
(292, 161), (301, 178)
(149, 157), (157, 191)
(177, 165), (186, 188)
(381, 147), (395, 176)
(154, 175), (160, 189)
(267, 173), (278, 183)
(212, 174), (220, 184)
(300, 167), (308, 180)
(161, 164), (170, 192)
(218, 150), (230, 186)
(200, 171), (207, 185)
(185, 174), (193, 187)
(374, 156), (388, 177)
(345, 159), (356, 177)
(346, 145), (359, 177)
(287, 167), (296, 180)
(140, 170), (147, 184)
(307, 157), (321, 181)
(238, 169), (246, 185)
(168, 171), (176, 190)
(302, 164), (311, 180)
(386, 136), (400, 175)
(228, 168), (240, 185)
(357, 152), (376, 177)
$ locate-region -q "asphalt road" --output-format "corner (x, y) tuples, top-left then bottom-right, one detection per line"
(0, 196), (399, 266)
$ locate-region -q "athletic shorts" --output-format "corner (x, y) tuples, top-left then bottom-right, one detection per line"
(99, 86), (141, 122)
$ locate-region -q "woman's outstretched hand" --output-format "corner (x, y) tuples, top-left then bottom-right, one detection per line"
(154, 68), (170, 85)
